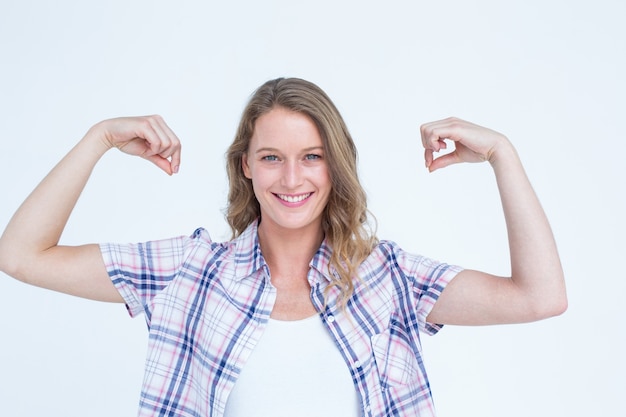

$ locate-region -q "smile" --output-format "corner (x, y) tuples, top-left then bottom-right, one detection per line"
(275, 193), (312, 203)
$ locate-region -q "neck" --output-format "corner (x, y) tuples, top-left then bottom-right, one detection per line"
(257, 220), (324, 279)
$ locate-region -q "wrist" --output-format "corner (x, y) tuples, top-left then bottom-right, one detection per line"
(82, 123), (115, 157)
(488, 136), (518, 169)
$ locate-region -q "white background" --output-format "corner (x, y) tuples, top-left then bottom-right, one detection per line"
(1, 1), (624, 416)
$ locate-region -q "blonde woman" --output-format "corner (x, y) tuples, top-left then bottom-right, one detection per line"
(0, 78), (566, 416)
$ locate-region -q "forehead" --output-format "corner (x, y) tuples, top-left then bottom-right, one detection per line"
(250, 107), (322, 149)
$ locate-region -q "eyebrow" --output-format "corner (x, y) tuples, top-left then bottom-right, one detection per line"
(254, 146), (324, 154)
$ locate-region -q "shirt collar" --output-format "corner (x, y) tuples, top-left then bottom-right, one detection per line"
(309, 239), (337, 284)
(232, 219), (337, 284)
(232, 219), (268, 282)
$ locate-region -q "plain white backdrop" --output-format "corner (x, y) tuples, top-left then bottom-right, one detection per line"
(1, 1), (624, 416)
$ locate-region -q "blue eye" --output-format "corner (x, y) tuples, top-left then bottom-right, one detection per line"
(262, 155), (279, 161)
(305, 154), (321, 160)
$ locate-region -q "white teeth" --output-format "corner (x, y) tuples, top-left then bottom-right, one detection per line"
(278, 193), (311, 203)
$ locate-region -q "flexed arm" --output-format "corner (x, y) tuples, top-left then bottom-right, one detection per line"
(423, 118), (567, 325)
(0, 116), (181, 301)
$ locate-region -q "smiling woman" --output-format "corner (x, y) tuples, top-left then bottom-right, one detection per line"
(227, 79), (377, 316)
(0, 77), (566, 417)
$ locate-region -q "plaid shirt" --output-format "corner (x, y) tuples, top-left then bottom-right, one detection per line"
(101, 220), (461, 417)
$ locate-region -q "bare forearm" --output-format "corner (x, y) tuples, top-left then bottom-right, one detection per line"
(490, 143), (567, 316)
(0, 116), (180, 301)
(0, 131), (110, 276)
(422, 118), (566, 325)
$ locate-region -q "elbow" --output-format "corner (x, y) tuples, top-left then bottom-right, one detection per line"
(513, 269), (568, 321)
(0, 239), (27, 282)
(544, 294), (568, 318)
(530, 290), (568, 321)
(545, 274), (569, 318)
(0, 248), (19, 279)
(555, 289), (568, 316)
(0, 240), (11, 275)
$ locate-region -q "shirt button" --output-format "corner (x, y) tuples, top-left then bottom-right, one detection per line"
(327, 315), (335, 323)
(354, 360), (361, 368)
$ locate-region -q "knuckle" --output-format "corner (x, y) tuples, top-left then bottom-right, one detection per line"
(447, 118), (461, 128)
(137, 117), (153, 130)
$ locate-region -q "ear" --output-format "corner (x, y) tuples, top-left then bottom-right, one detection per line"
(242, 152), (252, 179)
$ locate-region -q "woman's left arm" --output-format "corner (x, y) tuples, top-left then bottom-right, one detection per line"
(423, 117), (567, 325)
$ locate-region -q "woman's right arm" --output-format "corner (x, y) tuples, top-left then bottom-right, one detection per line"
(0, 115), (181, 302)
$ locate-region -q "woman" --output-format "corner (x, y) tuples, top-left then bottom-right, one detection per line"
(0, 78), (566, 416)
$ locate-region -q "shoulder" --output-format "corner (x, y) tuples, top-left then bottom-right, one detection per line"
(184, 227), (240, 261)
(364, 239), (424, 267)
(189, 227), (229, 249)
(362, 239), (462, 286)
(186, 223), (266, 280)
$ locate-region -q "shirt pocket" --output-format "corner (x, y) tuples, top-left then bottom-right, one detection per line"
(370, 315), (420, 388)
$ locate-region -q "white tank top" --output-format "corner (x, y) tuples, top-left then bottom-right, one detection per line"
(223, 314), (360, 417)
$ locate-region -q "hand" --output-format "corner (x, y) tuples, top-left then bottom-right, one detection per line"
(90, 115), (182, 175)
(420, 117), (509, 172)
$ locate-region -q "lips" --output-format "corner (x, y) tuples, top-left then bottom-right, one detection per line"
(275, 193), (312, 203)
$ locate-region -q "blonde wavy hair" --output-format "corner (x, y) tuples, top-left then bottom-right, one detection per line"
(226, 77), (377, 306)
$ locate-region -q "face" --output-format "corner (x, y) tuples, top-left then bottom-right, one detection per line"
(242, 107), (331, 236)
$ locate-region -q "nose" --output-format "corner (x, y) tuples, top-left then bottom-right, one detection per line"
(281, 160), (303, 189)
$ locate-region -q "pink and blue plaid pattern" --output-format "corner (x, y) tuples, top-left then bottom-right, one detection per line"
(101, 220), (461, 417)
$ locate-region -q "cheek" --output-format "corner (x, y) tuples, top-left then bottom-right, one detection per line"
(317, 166), (332, 188)
(248, 169), (273, 198)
